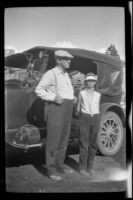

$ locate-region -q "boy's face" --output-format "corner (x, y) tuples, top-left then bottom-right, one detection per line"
(86, 80), (96, 88)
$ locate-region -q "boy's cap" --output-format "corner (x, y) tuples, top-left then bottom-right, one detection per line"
(55, 50), (73, 59)
(85, 73), (97, 81)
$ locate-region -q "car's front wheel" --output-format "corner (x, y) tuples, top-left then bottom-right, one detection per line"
(97, 111), (124, 156)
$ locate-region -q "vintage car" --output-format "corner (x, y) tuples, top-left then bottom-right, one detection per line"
(5, 46), (125, 159)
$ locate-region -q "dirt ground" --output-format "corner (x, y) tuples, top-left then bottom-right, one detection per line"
(5, 129), (127, 194)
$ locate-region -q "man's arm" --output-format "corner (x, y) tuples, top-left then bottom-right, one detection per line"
(35, 70), (56, 101)
(35, 70), (64, 104)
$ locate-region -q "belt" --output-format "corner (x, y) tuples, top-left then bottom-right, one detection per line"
(80, 113), (99, 117)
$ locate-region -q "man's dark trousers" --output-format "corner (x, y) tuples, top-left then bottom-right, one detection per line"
(46, 99), (73, 175)
(79, 113), (100, 171)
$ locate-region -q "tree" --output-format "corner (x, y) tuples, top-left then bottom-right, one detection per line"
(105, 44), (120, 59)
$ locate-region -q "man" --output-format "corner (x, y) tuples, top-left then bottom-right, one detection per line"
(35, 50), (75, 181)
(76, 73), (101, 177)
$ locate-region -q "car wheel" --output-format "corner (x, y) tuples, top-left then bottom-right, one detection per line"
(97, 111), (124, 156)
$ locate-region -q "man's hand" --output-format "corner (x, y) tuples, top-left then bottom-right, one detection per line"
(54, 95), (64, 104)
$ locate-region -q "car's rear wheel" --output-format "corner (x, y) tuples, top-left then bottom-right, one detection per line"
(97, 111), (124, 156)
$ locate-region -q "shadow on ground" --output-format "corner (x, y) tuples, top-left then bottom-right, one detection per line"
(5, 133), (126, 180)
(5, 142), (80, 179)
(33, 156), (79, 179)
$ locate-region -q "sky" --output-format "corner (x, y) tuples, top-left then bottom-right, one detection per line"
(5, 7), (125, 60)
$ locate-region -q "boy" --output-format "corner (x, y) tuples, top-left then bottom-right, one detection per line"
(76, 73), (101, 177)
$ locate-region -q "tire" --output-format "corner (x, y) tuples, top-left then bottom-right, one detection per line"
(97, 111), (124, 156)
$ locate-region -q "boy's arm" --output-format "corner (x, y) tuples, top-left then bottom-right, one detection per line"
(75, 92), (82, 115)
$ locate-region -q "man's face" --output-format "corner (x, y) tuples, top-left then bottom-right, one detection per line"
(59, 58), (71, 69)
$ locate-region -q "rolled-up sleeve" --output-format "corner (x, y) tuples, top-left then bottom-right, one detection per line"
(35, 70), (56, 101)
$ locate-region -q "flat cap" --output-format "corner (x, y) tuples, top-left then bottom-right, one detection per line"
(85, 73), (97, 81)
(55, 50), (73, 59)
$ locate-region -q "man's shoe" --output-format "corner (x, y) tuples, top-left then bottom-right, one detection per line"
(62, 168), (74, 174)
(79, 170), (91, 177)
(56, 166), (74, 174)
(49, 174), (62, 181)
(87, 169), (95, 175)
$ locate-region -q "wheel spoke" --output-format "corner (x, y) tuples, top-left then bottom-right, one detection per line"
(111, 134), (118, 142)
(114, 134), (119, 140)
(113, 127), (120, 132)
(109, 119), (112, 126)
(108, 138), (111, 148)
(111, 135), (116, 145)
(110, 138), (114, 148)
(107, 137), (114, 149)
(113, 127), (120, 131)
(102, 136), (108, 146)
(101, 127), (107, 132)
(101, 135), (107, 143)
(113, 130), (119, 135)
(101, 123), (108, 131)
(110, 135), (118, 146)
(112, 122), (118, 129)
(101, 131), (107, 136)
(105, 138), (110, 148)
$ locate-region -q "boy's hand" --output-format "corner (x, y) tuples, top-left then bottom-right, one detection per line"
(75, 111), (79, 116)
(73, 96), (77, 104)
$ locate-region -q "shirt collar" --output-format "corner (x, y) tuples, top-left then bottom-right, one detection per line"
(55, 66), (67, 74)
(85, 88), (95, 93)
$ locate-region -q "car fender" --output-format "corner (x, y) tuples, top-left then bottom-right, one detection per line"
(100, 103), (126, 127)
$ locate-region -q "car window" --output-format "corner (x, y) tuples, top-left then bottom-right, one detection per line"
(111, 70), (119, 84)
(95, 61), (122, 96)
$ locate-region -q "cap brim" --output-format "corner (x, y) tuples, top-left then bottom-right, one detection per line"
(85, 79), (97, 81)
(85, 75), (97, 81)
(55, 56), (73, 59)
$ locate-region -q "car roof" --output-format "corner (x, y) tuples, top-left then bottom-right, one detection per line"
(5, 46), (122, 69)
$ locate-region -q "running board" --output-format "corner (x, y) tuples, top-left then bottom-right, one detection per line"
(6, 140), (43, 152)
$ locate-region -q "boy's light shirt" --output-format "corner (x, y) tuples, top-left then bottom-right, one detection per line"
(79, 89), (101, 115)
